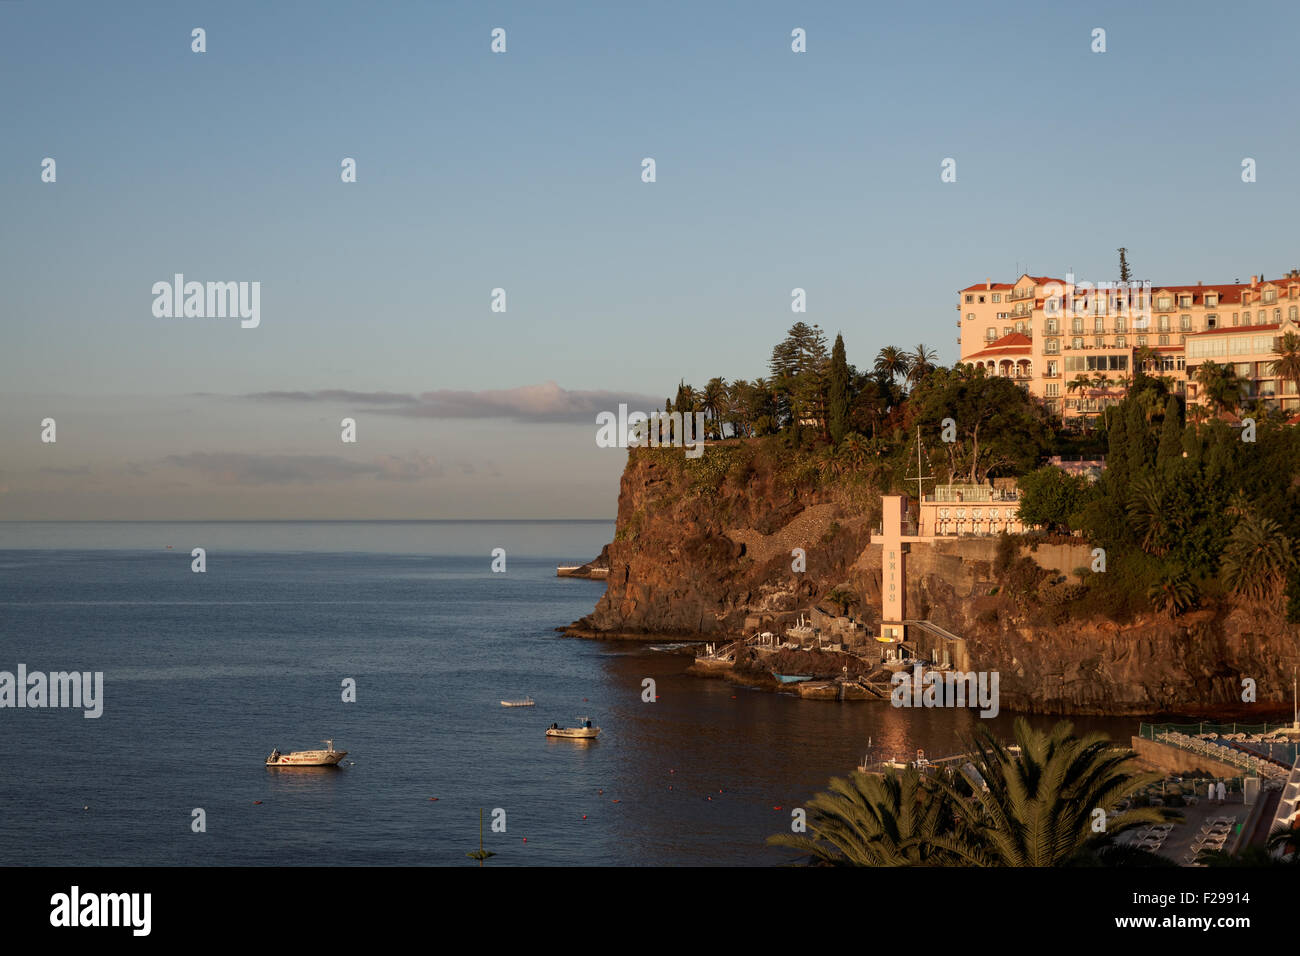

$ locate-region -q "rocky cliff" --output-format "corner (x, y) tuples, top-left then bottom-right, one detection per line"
(567, 442), (1300, 717)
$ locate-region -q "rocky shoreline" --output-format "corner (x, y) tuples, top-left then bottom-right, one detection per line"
(562, 445), (1300, 718)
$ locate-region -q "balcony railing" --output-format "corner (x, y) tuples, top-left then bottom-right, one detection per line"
(1007, 287), (1034, 301)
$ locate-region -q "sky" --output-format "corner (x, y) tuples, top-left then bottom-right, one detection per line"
(1, 0), (1297, 519)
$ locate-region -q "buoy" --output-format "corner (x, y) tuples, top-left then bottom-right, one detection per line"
(718, 789), (723, 793)
(669, 769), (675, 773)
(598, 789), (603, 794)
(429, 797), (438, 802)
(707, 797), (712, 801)
(522, 837), (527, 843)
(253, 801), (262, 805)
(774, 806), (783, 810)
(83, 806), (89, 811)
(582, 814), (587, 819)
(612, 799), (620, 803)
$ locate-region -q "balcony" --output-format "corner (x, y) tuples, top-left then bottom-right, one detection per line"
(1007, 288), (1034, 301)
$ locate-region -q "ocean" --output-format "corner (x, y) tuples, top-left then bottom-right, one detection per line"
(0, 520), (1137, 866)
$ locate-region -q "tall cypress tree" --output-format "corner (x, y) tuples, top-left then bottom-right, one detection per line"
(1156, 395), (1183, 474)
(828, 333), (850, 445)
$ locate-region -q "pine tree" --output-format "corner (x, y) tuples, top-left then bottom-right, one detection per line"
(1118, 247), (1132, 283)
(828, 333), (850, 445)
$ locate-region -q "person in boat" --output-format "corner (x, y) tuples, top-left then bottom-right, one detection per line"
(268, 749), (280, 762)
(584, 720), (592, 729)
(550, 723), (558, 730)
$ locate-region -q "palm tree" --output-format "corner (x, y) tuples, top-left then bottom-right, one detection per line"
(1147, 570), (1198, 617)
(908, 344), (939, 387)
(1194, 361), (1244, 414)
(874, 346), (913, 388)
(1126, 476), (1170, 556)
(1220, 510), (1298, 603)
(700, 377), (728, 439)
(1270, 331), (1300, 410)
(767, 766), (958, 866)
(1067, 374), (1091, 395)
(931, 719), (1171, 867)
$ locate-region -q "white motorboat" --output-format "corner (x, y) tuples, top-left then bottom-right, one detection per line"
(546, 718), (600, 740)
(266, 739), (348, 767)
(501, 696), (536, 707)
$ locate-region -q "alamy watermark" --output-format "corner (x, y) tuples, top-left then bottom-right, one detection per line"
(890, 664), (999, 718)
(151, 274), (260, 328)
(0, 665), (103, 718)
(596, 403), (707, 458)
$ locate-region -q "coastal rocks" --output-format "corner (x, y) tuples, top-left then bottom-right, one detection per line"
(571, 444), (1300, 716)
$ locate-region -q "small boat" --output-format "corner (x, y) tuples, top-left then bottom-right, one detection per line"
(266, 739), (347, 767)
(501, 696), (535, 707)
(546, 718), (600, 740)
(773, 674), (813, 684)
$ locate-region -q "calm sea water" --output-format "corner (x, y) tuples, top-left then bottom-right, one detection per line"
(0, 521), (1138, 866)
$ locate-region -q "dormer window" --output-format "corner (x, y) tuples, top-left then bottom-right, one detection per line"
(1157, 296), (1172, 311)
(1179, 295), (1192, 307)
(1206, 294), (1218, 307)
(1263, 289), (1278, 304)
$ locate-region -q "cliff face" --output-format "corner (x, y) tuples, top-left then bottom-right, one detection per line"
(572, 443), (1300, 718)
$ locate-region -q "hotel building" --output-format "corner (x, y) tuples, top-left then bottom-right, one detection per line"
(957, 271), (1300, 421)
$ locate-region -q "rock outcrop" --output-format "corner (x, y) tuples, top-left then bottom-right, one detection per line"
(567, 443), (1300, 717)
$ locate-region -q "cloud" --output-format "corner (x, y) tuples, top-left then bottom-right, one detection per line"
(40, 465), (92, 476)
(160, 452), (441, 485)
(245, 381), (662, 424)
(247, 389), (418, 405)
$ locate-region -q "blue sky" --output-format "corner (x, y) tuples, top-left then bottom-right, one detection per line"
(1, 0), (1297, 518)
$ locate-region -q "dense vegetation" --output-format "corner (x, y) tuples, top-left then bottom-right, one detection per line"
(660, 322), (1300, 621)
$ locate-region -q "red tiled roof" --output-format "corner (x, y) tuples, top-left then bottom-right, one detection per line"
(960, 282), (1014, 292)
(964, 333), (1033, 360)
(1188, 323), (1280, 336)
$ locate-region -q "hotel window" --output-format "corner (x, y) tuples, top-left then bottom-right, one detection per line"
(1047, 360), (1058, 376)
(1015, 321), (1027, 334)
(978, 295), (986, 303)
(1232, 313), (1239, 326)
(1205, 315), (1217, 330)
(986, 328), (997, 341)
(965, 295), (974, 303)
(1179, 295), (1192, 307)
(1094, 336), (1105, 348)
(1093, 316), (1105, 333)
(1264, 289), (1277, 304)
(1158, 316), (1169, 331)
(1044, 339), (1059, 354)
(1114, 317), (1126, 332)
(1072, 318), (1084, 333)
(1003, 327), (1012, 336)
(1275, 308), (1282, 322)
(1046, 318), (1059, 333)
(1180, 315), (1191, 331)
(1206, 294), (1218, 307)
(1243, 311), (1251, 323)
(1116, 335), (1126, 347)
(1137, 335), (1147, 347)
(1072, 337), (1084, 349)
(992, 294), (1001, 303)
(1045, 383), (1059, 397)
(1290, 306), (1298, 321)
(1158, 334), (1169, 345)
(1157, 296), (1172, 311)
(967, 313), (975, 321)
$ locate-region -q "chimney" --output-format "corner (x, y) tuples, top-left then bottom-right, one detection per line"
(985, 279), (992, 290)
(1251, 275), (1259, 287)
(1196, 280), (1202, 286)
